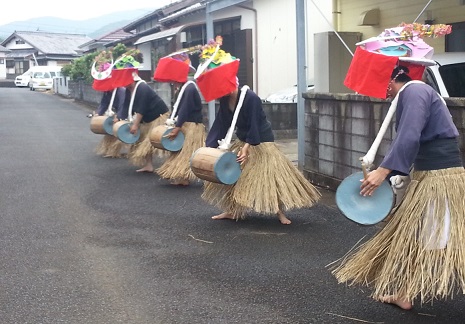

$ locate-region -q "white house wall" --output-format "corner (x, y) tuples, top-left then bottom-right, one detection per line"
(0, 54), (6, 79)
(138, 43), (152, 73)
(337, 0), (465, 54)
(254, 0), (332, 98)
(3, 36), (34, 50)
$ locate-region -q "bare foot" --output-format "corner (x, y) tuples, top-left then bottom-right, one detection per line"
(379, 296), (413, 310)
(212, 212), (235, 220)
(277, 211), (291, 225)
(136, 167), (154, 173)
(170, 179), (190, 186)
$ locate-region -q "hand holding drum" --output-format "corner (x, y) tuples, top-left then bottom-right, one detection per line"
(336, 163), (394, 225)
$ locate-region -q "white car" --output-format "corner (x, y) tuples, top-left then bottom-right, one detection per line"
(29, 71), (55, 91)
(15, 71), (32, 87)
(264, 85), (315, 103)
(424, 52), (465, 97)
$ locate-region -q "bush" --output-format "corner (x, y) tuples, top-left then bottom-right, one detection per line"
(60, 43), (140, 83)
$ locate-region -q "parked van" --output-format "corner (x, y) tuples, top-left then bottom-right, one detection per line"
(29, 66), (62, 91)
(424, 52), (465, 97)
(15, 66), (62, 90)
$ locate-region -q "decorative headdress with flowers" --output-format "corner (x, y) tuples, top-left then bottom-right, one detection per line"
(92, 49), (144, 91)
(360, 22), (452, 59)
(198, 36), (236, 68)
(91, 50), (114, 81)
(194, 35), (240, 102)
(344, 22), (452, 99)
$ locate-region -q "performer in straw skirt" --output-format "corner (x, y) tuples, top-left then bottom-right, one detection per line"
(126, 77), (170, 173)
(94, 87), (128, 158)
(332, 65), (465, 309)
(154, 51), (206, 186)
(194, 36), (320, 224)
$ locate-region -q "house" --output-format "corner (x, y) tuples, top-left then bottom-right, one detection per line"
(78, 28), (135, 54)
(99, 0), (464, 99)
(1, 31), (92, 79)
(101, 0), (336, 97)
(0, 44), (11, 79)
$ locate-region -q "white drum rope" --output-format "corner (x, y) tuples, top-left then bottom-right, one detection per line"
(361, 80), (424, 191)
(218, 85), (250, 150)
(166, 80), (199, 127)
(105, 88), (117, 117)
(128, 79), (145, 123)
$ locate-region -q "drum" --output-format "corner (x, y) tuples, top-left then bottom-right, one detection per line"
(103, 116), (114, 135)
(190, 147), (241, 185)
(336, 171), (395, 225)
(113, 120), (140, 144)
(90, 116), (114, 135)
(90, 116), (107, 134)
(149, 125), (185, 152)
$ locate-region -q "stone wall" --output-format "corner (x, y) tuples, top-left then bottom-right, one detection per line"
(303, 92), (465, 190)
(65, 81), (465, 191)
(67, 80), (297, 139)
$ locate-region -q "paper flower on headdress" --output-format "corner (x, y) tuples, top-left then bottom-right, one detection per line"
(343, 22), (452, 99)
(360, 23), (451, 59)
(91, 50), (113, 81)
(194, 35), (240, 102)
(153, 46), (201, 83)
(92, 49), (143, 91)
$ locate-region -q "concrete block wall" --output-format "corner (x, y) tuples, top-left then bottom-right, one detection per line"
(66, 80), (298, 139)
(303, 92), (465, 190)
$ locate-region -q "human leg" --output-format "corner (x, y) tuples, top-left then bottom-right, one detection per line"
(136, 154), (154, 173)
(277, 210), (291, 225)
(378, 296), (413, 310)
(212, 212), (235, 220)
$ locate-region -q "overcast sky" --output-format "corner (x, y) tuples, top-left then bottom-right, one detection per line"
(0, 0), (175, 26)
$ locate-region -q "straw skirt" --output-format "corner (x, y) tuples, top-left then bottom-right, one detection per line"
(332, 167), (465, 305)
(156, 122), (206, 182)
(129, 112), (170, 167)
(95, 135), (128, 158)
(201, 140), (321, 219)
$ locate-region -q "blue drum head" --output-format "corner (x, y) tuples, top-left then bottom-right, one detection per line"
(214, 151), (241, 185)
(103, 116), (114, 135)
(336, 171), (394, 225)
(161, 128), (185, 152)
(116, 123), (140, 144)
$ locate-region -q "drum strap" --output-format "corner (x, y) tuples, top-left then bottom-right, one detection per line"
(105, 88), (117, 117)
(166, 81), (199, 127)
(361, 80), (424, 167)
(218, 85), (250, 150)
(128, 80), (145, 122)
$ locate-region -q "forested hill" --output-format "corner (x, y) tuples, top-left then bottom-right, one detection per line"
(0, 8), (156, 41)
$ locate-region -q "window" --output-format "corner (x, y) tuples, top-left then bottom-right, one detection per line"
(15, 40), (25, 45)
(14, 61), (25, 74)
(439, 63), (465, 97)
(445, 22), (465, 52)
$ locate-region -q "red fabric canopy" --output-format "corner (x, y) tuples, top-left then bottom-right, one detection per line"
(196, 60), (240, 102)
(92, 68), (139, 91)
(153, 57), (190, 83)
(344, 47), (399, 99)
(344, 47), (427, 99)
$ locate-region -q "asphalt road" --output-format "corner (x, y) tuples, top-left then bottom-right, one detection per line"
(0, 87), (463, 324)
